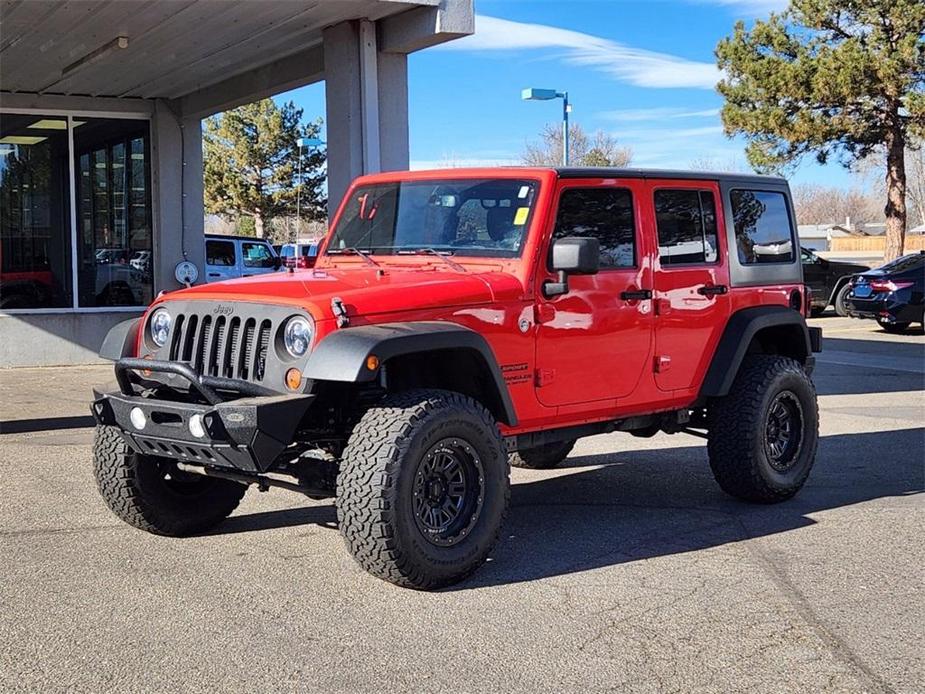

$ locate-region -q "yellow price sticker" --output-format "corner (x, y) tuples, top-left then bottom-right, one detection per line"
(513, 207), (530, 226)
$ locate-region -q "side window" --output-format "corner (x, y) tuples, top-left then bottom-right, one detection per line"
(730, 190), (795, 264)
(205, 240), (235, 267)
(655, 189), (718, 265)
(280, 246), (294, 259)
(553, 188), (636, 269)
(242, 242), (275, 268)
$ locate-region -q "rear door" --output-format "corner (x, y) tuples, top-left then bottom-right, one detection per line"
(800, 249), (829, 302)
(534, 179), (654, 406)
(648, 181), (731, 392)
(204, 239), (237, 283)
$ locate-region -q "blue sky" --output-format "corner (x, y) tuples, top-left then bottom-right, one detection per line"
(280, 0), (852, 188)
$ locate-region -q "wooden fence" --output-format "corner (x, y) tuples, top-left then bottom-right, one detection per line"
(830, 235), (925, 253)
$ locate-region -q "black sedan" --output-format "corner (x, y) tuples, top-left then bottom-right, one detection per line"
(845, 251), (925, 333)
(800, 248), (870, 316)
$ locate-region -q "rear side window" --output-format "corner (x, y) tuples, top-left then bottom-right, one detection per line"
(300, 245), (318, 258)
(242, 242), (276, 268)
(280, 246), (294, 259)
(655, 189), (718, 265)
(552, 188), (636, 268)
(206, 240), (235, 267)
(730, 190), (795, 264)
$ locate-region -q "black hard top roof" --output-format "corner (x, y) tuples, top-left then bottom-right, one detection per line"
(554, 167), (786, 185)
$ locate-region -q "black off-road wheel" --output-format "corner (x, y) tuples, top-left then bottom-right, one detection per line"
(707, 355), (818, 503)
(93, 425), (247, 536)
(509, 439), (576, 469)
(336, 389), (510, 590)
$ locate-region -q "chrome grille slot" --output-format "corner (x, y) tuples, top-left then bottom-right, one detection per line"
(209, 316), (226, 377)
(240, 318), (256, 381)
(224, 317), (240, 379)
(196, 315), (212, 371)
(254, 319), (271, 382)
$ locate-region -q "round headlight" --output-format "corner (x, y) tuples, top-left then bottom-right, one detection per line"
(283, 316), (313, 358)
(149, 308), (171, 348)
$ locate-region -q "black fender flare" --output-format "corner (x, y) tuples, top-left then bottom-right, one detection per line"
(699, 306), (815, 398)
(304, 321), (517, 425)
(99, 317), (141, 361)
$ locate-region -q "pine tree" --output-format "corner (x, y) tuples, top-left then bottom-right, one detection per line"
(203, 99), (326, 238)
(716, 0), (924, 260)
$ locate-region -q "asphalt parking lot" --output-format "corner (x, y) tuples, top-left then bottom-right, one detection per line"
(1, 315), (922, 693)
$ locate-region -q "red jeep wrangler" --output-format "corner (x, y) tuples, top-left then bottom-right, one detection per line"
(91, 168), (822, 589)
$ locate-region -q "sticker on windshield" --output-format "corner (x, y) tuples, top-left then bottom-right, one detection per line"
(513, 207), (530, 226)
(518, 185), (530, 199)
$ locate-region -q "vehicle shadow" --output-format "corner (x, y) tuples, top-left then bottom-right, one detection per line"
(212, 428), (923, 589)
(813, 335), (924, 396)
(456, 427), (923, 589)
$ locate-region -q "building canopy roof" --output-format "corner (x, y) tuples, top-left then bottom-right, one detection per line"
(1, 0), (470, 115)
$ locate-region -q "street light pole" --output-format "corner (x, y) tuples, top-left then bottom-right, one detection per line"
(562, 91), (569, 167)
(522, 88), (571, 166)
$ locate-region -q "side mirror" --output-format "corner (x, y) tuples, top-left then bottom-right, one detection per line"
(544, 237), (600, 297)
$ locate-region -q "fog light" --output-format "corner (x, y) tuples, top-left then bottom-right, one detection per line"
(188, 414), (206, 439)
(285, 368), (303, 390)
(129, 407), (147, 430)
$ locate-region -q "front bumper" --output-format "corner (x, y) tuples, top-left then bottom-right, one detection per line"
(91, 359), (313, 473)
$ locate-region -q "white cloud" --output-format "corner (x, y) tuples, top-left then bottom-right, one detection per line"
(441, 15), (721, 90)
(598, 107), (721, 122)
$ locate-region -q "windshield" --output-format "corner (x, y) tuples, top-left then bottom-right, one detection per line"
(326, 178), (539, 258)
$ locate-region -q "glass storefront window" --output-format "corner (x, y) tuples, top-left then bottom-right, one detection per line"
(0, 114), (72, 309)
(75, 118), (152, 307)
(0, 113), (153, 311)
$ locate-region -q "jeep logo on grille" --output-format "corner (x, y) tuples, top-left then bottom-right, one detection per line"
(212, 305), (234, 315)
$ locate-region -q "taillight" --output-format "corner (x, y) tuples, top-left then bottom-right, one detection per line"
(869, 280), (914, 292)
(802, 285), (812, 317)
(297, 256), (310, 269)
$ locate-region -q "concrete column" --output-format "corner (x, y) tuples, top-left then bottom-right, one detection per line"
(151, 101), (205, 289)
(323, 19), (409, 218)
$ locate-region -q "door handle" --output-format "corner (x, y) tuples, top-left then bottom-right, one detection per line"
(697, 284), (728, 296)
(207, 272), (221, 277)
(620, 289), (653, 301)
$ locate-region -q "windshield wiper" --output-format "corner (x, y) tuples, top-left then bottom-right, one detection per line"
(327, 247), (381, 268)
(398, 247), (467, 273)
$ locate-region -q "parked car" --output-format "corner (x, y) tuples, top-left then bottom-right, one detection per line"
(92, 167), (821, 590)
(279, 241), (320, 269)
(845, 251), (925, 333)
(204, 235), (280, 283)
(800, 248), (869, 316)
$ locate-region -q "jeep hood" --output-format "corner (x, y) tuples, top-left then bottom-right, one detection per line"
(163, 267), (521, 319)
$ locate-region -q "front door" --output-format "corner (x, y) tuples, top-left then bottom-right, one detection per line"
(204, 239), (237, 283)
(534, 180), (654, 407)
(648, 181), (731, 392)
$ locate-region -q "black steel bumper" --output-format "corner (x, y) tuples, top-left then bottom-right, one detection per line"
(90, 359), (313, 473)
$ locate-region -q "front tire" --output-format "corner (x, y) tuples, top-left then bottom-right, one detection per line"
(509, 439), (576, 469)
(93, 425), (247, 535)
(336, 389), (509, 589)
(707, 355), (818, 503)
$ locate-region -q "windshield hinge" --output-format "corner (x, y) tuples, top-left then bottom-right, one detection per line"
(331, 297), (349, 328)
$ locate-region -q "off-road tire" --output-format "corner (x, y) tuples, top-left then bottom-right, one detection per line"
(93, 425), (247, 536)
(707, 355), (818, 503)
(833, 283), (851, 317)
(337, 389), (509, 590)
(509, 440), (576, 469)
(878, 319), (911, 334)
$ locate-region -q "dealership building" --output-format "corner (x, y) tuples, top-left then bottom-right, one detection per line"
(0, 0), (473, 366)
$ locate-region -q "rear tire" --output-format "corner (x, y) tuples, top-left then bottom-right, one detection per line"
(707, 355), (818, 503)
(509, 439), (576, 469)
(878, 319), (911, 334)
(337, 389), (509, 590)
(833, 283), (851, 317)
(93, 425), (247, 535)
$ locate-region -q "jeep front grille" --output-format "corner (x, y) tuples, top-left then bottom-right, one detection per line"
(169, 312), (273, 382)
